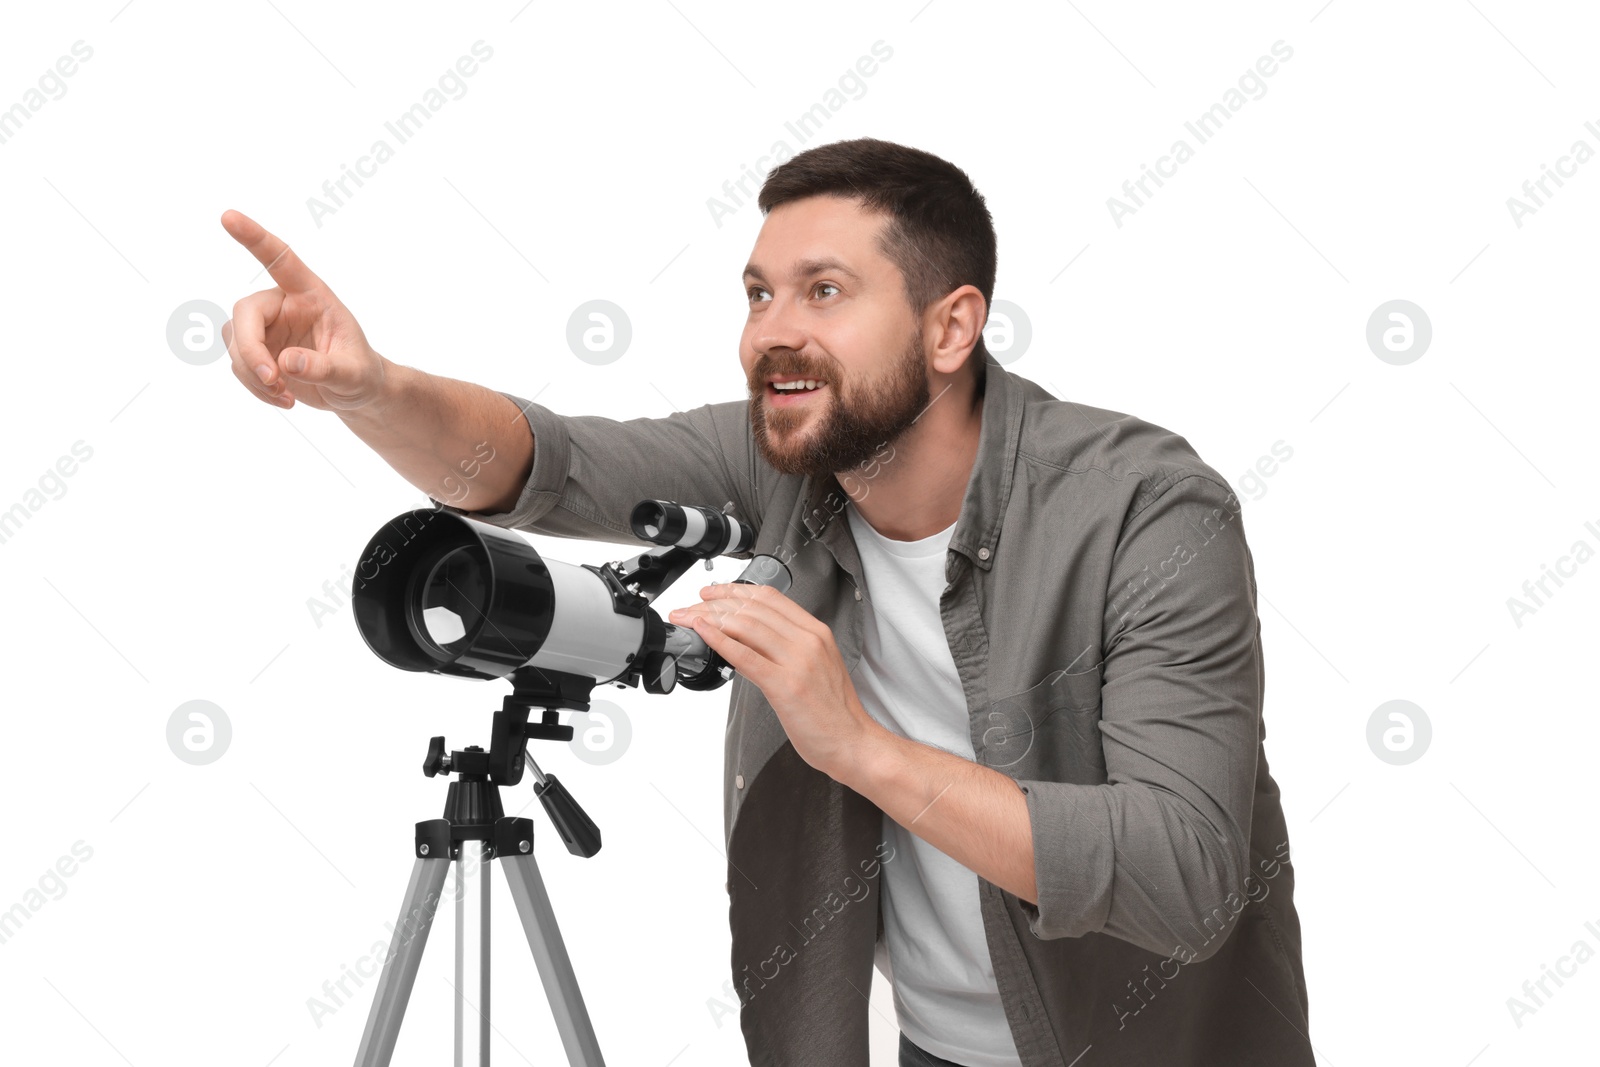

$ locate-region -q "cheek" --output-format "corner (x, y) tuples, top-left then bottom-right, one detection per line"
(738, 346), (755, 381)
(823, 320), (894, 373)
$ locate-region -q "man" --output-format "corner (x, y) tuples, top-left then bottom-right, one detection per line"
(223, 137), (1314, 1066)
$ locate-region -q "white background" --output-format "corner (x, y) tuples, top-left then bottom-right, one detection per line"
(2, 2), (1596, 1065)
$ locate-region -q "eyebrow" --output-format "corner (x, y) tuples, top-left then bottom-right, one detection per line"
(742, 257), (862, 284)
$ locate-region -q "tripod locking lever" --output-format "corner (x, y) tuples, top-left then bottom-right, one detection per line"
(526, 749), (603, 859)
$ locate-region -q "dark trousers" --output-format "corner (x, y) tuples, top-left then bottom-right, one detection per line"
(898, 1033), (969, 1067)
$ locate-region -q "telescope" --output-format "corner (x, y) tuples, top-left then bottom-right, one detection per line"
(354, 495), (789, 685)
(342, 500), (791, 1067)
(349, 496), (791, 785)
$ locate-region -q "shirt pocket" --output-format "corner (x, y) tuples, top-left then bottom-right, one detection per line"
(973, 672), (1106, 783)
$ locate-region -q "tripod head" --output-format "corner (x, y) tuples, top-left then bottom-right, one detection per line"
(420, 666), (607, 860)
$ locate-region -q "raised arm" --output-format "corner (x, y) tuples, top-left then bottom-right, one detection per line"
(219, 209), (532, 512)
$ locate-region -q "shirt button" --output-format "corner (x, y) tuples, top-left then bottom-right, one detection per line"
(854, 589), (862, 601)
(735, 773), (745, 789)
(978, 547), (991, 560)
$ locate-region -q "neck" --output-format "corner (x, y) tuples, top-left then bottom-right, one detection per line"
(842, 376), (983, 542)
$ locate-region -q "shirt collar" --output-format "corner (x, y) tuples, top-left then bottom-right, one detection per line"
(799, 358), (1023, 574)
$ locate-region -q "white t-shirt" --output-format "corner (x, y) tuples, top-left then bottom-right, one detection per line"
(845, 500), (1022, 1067)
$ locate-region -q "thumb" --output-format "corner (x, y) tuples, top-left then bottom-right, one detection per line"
(278, 345), (374, 405)
(278, 346), (356, 388)
(278, 347), (323, 380)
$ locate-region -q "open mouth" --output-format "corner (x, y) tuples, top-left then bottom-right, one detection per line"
(766, 379), (828, 406)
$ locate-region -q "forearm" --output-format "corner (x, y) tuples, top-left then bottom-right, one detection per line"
(837, 725), (1038, 904)
(338, 358), (534, 512)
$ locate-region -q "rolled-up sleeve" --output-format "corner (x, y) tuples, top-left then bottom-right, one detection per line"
(434, 390), (766, 550)
(1015, 473), (1262, 961)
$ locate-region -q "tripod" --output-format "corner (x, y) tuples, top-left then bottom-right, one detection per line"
(353, 677), (609, 1067)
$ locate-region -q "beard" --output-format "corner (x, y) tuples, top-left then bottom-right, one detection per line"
(748, 326), (930, 480)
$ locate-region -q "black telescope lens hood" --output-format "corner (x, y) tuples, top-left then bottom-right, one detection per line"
(351, 508), (557, 680)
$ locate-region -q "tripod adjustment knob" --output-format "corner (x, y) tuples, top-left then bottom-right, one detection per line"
(423, 736), (451, 778)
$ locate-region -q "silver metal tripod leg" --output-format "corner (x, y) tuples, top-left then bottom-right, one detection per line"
(501, 852), (606, 1066)
(354, 857), (452, 1067)
(454, 841), (492, 1067)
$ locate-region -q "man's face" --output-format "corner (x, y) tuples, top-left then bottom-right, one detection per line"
(740, 195), (930, 480)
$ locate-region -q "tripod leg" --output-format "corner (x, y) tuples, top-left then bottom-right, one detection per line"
(454, 841), (492, 1067)
(354, 856), (452, 1067)
(500, 849), (606, 1066)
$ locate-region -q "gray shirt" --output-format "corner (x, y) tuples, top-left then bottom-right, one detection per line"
(438, 360), (1315, 1066)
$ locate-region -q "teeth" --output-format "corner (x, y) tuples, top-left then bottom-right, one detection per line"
(773, 380), (821, 391)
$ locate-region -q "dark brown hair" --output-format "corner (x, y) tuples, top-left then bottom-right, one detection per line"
(757, 137), (996, 395)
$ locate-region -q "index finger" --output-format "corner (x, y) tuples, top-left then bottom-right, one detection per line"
(220, 209), (324, 295)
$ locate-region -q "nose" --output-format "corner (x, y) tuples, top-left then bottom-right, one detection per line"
(750, 293), (809, 364)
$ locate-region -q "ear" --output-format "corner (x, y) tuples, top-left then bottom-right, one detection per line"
(926, 285), (987, 379)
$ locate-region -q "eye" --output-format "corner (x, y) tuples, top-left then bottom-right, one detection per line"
(746, 285), (770, 304)
(814, 282), (840, 299)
